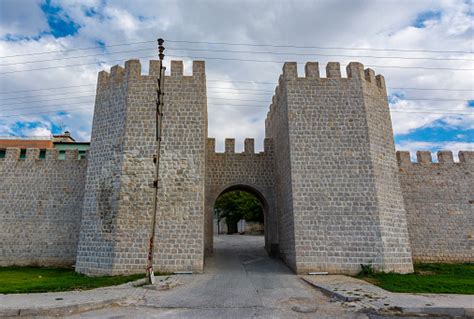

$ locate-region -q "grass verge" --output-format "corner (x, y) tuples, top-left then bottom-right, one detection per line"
(357, 263), (474, 294)
(0, 266), (144, 294)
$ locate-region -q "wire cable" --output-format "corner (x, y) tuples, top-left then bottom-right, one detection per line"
(166, 39), (473, 55)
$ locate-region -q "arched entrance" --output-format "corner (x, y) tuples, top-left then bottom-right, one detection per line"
(205, 138), (278, 260)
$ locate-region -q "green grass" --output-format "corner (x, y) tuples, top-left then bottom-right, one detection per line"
(0, 266), (145, 294)
(357, 263), (474, 294)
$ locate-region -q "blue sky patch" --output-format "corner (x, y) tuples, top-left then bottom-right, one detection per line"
(413, 10), (442, 28)
(40, 0), (80, 38)
(468, 100), (474, 107)
(394, 121), (473, 145)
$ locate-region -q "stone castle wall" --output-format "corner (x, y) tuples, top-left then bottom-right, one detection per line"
(76, 60), (207, 275)
(0, 58), (472, 275)
(397, 151), (474, 262)
(205, 138), (276, 256)
(266, 62), (413, 274)
(0, 148), (87, 267)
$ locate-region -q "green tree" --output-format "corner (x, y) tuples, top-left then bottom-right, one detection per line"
(214, 191), (263, 233)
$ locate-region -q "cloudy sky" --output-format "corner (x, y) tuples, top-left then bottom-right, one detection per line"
(0, 0), (472, 158)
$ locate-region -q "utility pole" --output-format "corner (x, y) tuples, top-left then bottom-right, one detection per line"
(146, 38), (165, 285)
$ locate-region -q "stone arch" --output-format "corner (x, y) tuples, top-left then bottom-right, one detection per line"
(205, 138), (278, 258)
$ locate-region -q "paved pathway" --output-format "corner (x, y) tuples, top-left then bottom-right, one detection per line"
(62, 235), (365, 318)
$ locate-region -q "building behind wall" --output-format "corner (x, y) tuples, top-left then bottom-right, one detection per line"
(0, 59), (472, 275)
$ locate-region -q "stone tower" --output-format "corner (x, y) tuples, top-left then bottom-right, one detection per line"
(75, 60), (207, 275)
(265, 62), (414, 274)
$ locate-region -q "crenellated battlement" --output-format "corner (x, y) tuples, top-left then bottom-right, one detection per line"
(266, 61), (386, 125)
(207, 138), (273, 155)
(278, 61), (386, 89)
(0, 148), (87, 162)
(97, 59), (205, 88)
(397, 150), (474, 165)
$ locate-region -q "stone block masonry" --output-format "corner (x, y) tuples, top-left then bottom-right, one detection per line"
(397, 151), (474, 262)
(0, 148), (87, 267)
(1, 58), (472, 275)
(205, 138), (276, 256)
(75, 59), (207, 275)
(266, 62), (414, 274)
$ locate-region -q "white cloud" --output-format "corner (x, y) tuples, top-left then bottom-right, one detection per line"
(0, 0), (472, 148)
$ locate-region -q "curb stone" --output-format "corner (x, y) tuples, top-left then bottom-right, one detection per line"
(300, 276), (474, 318)
(300, 277), (360, 302)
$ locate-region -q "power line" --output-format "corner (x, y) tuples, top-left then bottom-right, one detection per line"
(166, 47), (474, 62)
(0, 100), (95, 112)
(167, 53), (474, 71)
(3, 45), (470, 67)
(2, 52), (473, 75)
(0, 55), (156, 75)
(0, 40), (156, 59)
(0, 84), (96, 95)
(0, 90), (96, 102)
(166, 39), (473, 55)
(0, 106), (93, 118)
(0, 47), (156, 66)
(0, 79), (471, 97)
(0, 102), (471, 118)
(0, 95), (94, 108)
(1, 38), (470, 60)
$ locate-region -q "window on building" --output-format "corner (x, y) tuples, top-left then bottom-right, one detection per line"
(59, 150), (66, 160)
(0, 149), (5, 159)
(78, 150), (87, 160)
(39, 149), (46, 159)
(19, 149), (26, 160)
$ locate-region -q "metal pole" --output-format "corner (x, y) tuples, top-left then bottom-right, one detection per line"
(146, 38), (165, 284)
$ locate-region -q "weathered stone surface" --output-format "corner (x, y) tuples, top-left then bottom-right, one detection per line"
(397, 151), (474, 262)
(1, 59), (472, 274)
(205, 138), (276, 256)
(0, 148), (87, 266)
(266, 62), (413, 274)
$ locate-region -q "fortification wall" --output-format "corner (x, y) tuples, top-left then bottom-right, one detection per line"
(0, 148), (87, 266)
(205, 138), (276, 255)
(266, 61), (413, 274)
(76, 59), (207, 275)
(265, 80), (297, 270)
(397, 151), (474, 262)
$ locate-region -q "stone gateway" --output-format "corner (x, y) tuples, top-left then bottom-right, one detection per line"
(0, 59), (472, 275)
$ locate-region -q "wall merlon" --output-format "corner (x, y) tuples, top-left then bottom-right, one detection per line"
(459, 151), (474, 163)
(264, 138), (273, 154)
(110, 65), (125, 82)
(25, 148), (40, 162)
(437, 150), (454, 163)
(207, 138), (216, 153)
(364, 68), (376, 83)
(417, 151), (432, 163)
(65, 149), (79, 160)
(149, 60), (161, 76)
(4, 147), (20, 160)
(46, 148), (59, 160)
(224, 138), (235, 153)
(170, 60), (184, 77)
(283, 62), (298, 80)
(305, 62), (319, 78)
(192, 61), (205, 77)
(396, 151), (411, 165)
(244, 138), (255, 154)
(124, 59), (141, 80)
(375, 74), (386, 89)
(97, 70), (110, 87)
(326, 62), (341, 78)
(346, 62), (364, 79)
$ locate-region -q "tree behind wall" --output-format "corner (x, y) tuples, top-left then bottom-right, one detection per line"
(215, 191), (263, 233)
